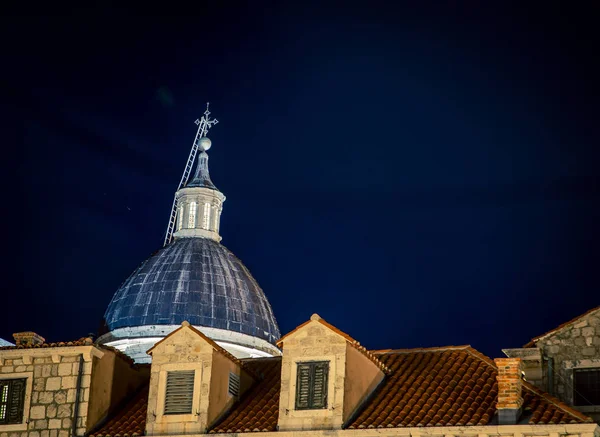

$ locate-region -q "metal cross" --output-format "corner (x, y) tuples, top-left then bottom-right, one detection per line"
(194, 102), (219, 137)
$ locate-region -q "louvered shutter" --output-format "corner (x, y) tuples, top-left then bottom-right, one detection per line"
(164, 371), (195, 415)
(310, 362), (328, 408)
(295, 364), (312, 409)
(295, 361), (329, 410)
(0, 379), (26, 424)
(7, 379), (25, 424)
(228, 372), (240, 397)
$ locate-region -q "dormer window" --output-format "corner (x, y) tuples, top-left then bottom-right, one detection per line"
(188, 202), (197, 228)
(574, 368), (600, 406)
(295, 361), (329, 410)
(164, 371), (195, 415)
(0, 378), (26, 425)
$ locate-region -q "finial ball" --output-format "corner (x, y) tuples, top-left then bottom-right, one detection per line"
(199, 137), (212, 151)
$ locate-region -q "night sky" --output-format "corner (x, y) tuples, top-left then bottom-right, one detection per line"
(2, 3), (599, 358)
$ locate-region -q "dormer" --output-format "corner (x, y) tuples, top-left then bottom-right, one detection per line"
(145, 321), (253, 435)
(276, 314), (388, 431)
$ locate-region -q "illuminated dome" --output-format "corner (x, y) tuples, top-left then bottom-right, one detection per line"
(98, 106), (281, 362)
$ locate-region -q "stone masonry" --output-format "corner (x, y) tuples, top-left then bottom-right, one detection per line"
(0, 346), (101, 437)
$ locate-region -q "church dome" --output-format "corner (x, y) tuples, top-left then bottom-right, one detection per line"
(103, 237), (280, 344)
(98, 104), (281, 362)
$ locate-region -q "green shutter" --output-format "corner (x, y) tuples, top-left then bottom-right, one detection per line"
(0, 379), (26, 425)
(164, 371), (195, 415)
(295, 361), (329, 410)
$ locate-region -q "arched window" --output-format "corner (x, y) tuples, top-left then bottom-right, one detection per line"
(177, 206), (183, 231)
(188, 202), (197, 228)
(203, 202), (211, 230)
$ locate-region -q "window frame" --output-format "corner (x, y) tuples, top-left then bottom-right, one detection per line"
(573, 367), (600, 407)
(155, 364), (202, 424)
(0, 372), (33, 432)
(188, 202), (197, 228)
(294, 361), (329, 410)
(164, 370), (195, 415)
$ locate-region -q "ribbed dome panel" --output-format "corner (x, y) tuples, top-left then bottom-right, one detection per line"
(103, 238), (280, 344)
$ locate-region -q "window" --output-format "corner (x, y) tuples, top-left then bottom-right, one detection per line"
(295, 361), (329, 410)
(177, 206), (183, 231)
(202, 203), (211, 230)
(228, 372), (240, 397)
(574, 368), (600, 406)
(0, 379), (26, 425)
(188, 202), (197, 229)
(164, 371), (195, 415)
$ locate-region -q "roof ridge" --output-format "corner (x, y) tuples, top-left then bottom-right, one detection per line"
(523, 306), (600, 347)
(0, 337), (94, 351)
(521, 380), (593, 423)
(374, 345), (472, 355)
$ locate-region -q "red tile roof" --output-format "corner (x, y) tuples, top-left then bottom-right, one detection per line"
(90, 345), (591, 436)
(523, 306), (600, 348)
(211, 357), (281, 433)
(0, 337), (94, 350)
(89, 386), (149, 437)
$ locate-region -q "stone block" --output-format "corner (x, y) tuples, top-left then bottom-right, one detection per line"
(81, 374), (91, 388)
(47, 404), (57, 418)
(574, 320), (588, 328)
(14, 366), (26, 372)
(29, 432), (40, 437)
(32, 392), (39, 403)
(58, 363), (72, 376)
(582, 327), (595, 337)
(30, 405), (46, 419)
(49, 430), (58, 437)
(582, 347), (596, 356)
(41, 431), (49, 437)
(66, 389), (76, 403)
(34, 419), (48, 430)
(29, 405), (46, 419)
(61, 418), (72, 429)
(77, 401), (89, 415)
(42, 365), (53, 378)
(34, 378), (46, 391)
(46, 377), (61, 391)
(51, 365), (58, 376)
(58, 431), (69, 437)
(54, 390), (67, 404)
(61, 356), (77, 363)
(1, 366), (14, 373)
(57, 404), (71, 418)
(48, 419), (62, 429)
(39, 391), (54, 404)
(61, 376), (77, 389)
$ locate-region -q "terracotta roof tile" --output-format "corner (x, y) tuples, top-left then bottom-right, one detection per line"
(0, 337), (94, 350)
(210, 357), (281, 433)
(347, 346), (591, 428)
(523, 306), (600, 348)
(91, 345), (591, 435)
(89, 386), (149, 437)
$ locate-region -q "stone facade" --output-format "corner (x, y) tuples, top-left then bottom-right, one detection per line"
(0, 345), (102, 437)
(504, 307), (600, 423)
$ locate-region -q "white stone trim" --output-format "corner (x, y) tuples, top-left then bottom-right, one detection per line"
(0, 371), (33, 432)
(155, 363), (204, 424)
(99, 324), (281, 363)
(0, 345), (104, 363)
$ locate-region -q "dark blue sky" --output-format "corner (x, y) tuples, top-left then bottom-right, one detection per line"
(2, 2), (599, 357)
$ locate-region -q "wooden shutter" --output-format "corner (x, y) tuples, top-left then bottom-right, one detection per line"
(295, 364), (312, 409)
(228, 372), (240, 397)
(295, 361), (329, 410)
(0, 379), (26, 425)
(311, 362), (328, 408)
(164, 371), (195, 415)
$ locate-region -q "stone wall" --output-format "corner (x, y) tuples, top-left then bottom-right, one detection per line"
(535, 308), (600, 422)
(0, 346), (102, 437)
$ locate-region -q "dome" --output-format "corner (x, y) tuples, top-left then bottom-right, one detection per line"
(100, 237), (281, 361)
